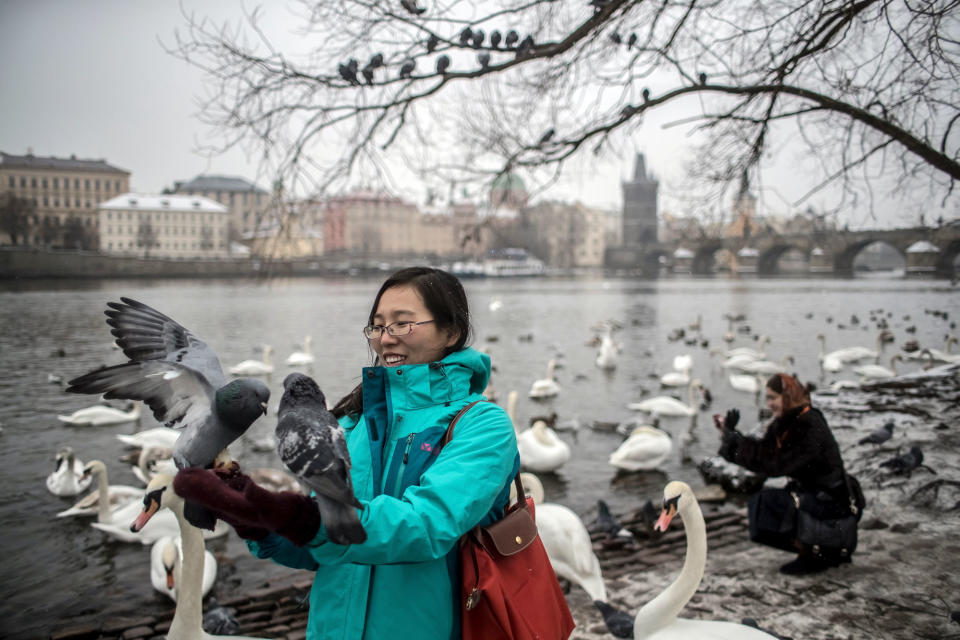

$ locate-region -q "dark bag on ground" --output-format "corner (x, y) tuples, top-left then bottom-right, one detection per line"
(748, 474), (865, 559)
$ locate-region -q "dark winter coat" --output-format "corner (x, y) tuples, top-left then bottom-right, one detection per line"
(719, 406), (847, 500)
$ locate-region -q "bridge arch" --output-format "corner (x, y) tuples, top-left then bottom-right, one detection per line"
(757, 244), (809, 275)
(834, 239), (905, 275)
(936, 240), (960, 277)
(691, 242), (725, 275)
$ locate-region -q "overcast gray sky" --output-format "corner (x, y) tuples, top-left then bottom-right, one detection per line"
(1, 0), (948, 229)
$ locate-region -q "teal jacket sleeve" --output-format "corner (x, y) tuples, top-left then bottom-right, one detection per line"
(246, 534), (320, 571)
(304, 401), (517, 565)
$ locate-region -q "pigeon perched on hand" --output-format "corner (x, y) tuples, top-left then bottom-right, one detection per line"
(275, 373), (366, 545)
(858, 421), (894, 446)
(66, 297), (270, 528)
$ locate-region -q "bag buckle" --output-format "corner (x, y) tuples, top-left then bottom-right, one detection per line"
(465, 587), (482, 611)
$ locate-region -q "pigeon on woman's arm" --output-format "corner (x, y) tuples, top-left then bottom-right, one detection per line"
(276, 373), (366, 545)
(66, 297), (269, 528)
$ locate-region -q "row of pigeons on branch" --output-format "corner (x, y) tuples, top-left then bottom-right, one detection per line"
(338, 29), (537, 84)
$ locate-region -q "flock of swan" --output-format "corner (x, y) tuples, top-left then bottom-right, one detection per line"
(42, 307), (957, 639)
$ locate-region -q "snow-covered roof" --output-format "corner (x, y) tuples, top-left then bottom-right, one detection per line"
(905, 240), (940, 253)
(99, 193), (228, 213)
(737, 246), (759, 257)
(673, 247), (694, 258)
(811, 247), (824, 256)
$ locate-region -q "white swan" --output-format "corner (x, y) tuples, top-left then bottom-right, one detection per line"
(529, 359), (561, 399)
(505, 390), (519, 432)
(596, 331), (618, 371)
(46, 447), (92, 496)
(228, 345), (274, 376)
(517, 419), (571, 472)
(719, 353), (761, 370)
(285, 335), (315, 367)
(57, 460), (141, 519)
(853, 354), (903, 380)
(151, 534), (217, 603)
(609, 425), (672, 471)
(737, 354), (794, 375)
(672, 355), (694, 372)
(133, 475), (264, 639)
(628, 379), (702, 418)
(512, 473), (607, 602)
(659, 370), (691, 387)
(816, 334), (844, 373)
(632, 481), (777, 639)
(917, 337), (960, 363)
(130, 445), (177, 486)
(728, 374), (763, 394)
(723, 336), (769, 360)
(116, 426), (179, 450)
(58, 401), (141, 426)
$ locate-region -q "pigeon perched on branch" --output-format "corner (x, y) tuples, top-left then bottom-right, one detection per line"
(66, 297), (270, 528)
(276, 373), (366, 545)
(399, 59), (416, 79)
(400, 0), (426, 16)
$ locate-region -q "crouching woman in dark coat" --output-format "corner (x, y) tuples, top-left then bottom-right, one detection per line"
(714, 373), (862, 575)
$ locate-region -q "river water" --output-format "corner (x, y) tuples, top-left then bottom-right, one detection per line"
(1, 274), (957, 639)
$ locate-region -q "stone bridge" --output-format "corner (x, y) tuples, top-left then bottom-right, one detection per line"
(607, 223), (960, 277)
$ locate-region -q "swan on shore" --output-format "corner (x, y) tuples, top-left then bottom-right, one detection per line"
(630, 481), (777, 639)
(46, 446), (92, 496)
(853, 354), (903, 380)
(228, 345), (274, 377)
(58, 401), (141, 426)
(133, 475), (261, 639)
(151, 535), (217, 603)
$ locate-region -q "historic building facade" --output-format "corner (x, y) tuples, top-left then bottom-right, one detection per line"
(0, 151), (130, 248)
(171, 175), (269, 242)
(98, 193), (229, 258)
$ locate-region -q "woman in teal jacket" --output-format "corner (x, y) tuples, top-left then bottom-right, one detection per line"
(180, 267), (519, 640)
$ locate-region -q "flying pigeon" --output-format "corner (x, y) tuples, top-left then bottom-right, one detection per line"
(66, 297), (270, 527)
(595, 499), (632, 539)
(858, 421), (894, 446)
(593, 600), (633, 638)
(275, 373), (366, 545)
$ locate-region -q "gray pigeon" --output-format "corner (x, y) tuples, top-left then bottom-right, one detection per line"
(276, 373), (366, 545)
(202, 598), (239, 635)
(593, 600), (633, 638)
(66, 297), (270, 527)
(880, 446), (933, 476)
(859, 421), (894, 446)
(595, 499), (631, 539)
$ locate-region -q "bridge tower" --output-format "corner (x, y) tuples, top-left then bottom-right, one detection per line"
(622, 153), (659, 244)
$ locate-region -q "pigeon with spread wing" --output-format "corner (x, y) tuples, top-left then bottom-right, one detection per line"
(67, 297), (270, 528)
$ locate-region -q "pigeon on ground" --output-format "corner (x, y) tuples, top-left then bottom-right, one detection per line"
(596, 499), (632, 539)
(66, 297), (270, 528)
(275, 373), (366, 545)
(859, 421), (894, 446)
(880, 446), (934, 476)
(593, 600), (633, 638)
(202, 597), (239, 635)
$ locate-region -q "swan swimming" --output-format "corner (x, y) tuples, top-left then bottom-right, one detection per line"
(58, 401), (141, 426)
(56, 460), (141, 519)
(517, 419), (571, 472)
(628, 379), (702, 418)
(529, 359), (561, 399)
(151, 534), (217, 603)
(285, 335), (315, 367)
(46, 446), (92, 496)
(609, 425), (672, 471)
(228, 344), (274, 376)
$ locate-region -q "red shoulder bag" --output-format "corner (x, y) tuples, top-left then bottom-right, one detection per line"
(443, 401), (575, 640)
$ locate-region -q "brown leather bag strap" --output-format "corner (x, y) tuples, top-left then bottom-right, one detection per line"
(440, 399), (486, 449)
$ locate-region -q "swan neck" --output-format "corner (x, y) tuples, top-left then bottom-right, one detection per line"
(168, 505), (206, 638)
(96, 467), (110, 523)
(634, 494), (706, 635)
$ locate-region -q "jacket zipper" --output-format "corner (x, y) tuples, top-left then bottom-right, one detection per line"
(394, 433), (416, 496)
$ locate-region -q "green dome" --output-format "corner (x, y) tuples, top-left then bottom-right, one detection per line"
(491, 172), (526, 192)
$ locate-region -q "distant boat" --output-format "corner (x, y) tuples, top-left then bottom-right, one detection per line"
(450, 260), (486, 278)
(483, 248), (545, 277)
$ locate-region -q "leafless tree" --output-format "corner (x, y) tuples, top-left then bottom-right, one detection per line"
(137, 220), (159, 257)
(169, 0), (960, 223)
(0, 193), (34, 245)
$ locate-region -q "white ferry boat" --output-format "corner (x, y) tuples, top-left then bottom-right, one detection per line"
(482, 248), (545, 277)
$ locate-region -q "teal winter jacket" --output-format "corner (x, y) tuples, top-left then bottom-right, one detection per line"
(247, 347), (519, 640)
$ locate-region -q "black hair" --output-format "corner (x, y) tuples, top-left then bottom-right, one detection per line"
(331, 266), (473, 418)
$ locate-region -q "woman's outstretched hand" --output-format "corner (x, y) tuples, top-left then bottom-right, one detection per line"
(174, 462), (321, 545)
(713, 408), (740, 431)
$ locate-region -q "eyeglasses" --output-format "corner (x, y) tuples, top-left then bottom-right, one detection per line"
(363, 320), (435, 340)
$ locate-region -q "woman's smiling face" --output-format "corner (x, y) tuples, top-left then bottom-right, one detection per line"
(370, 285), (457, 366)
